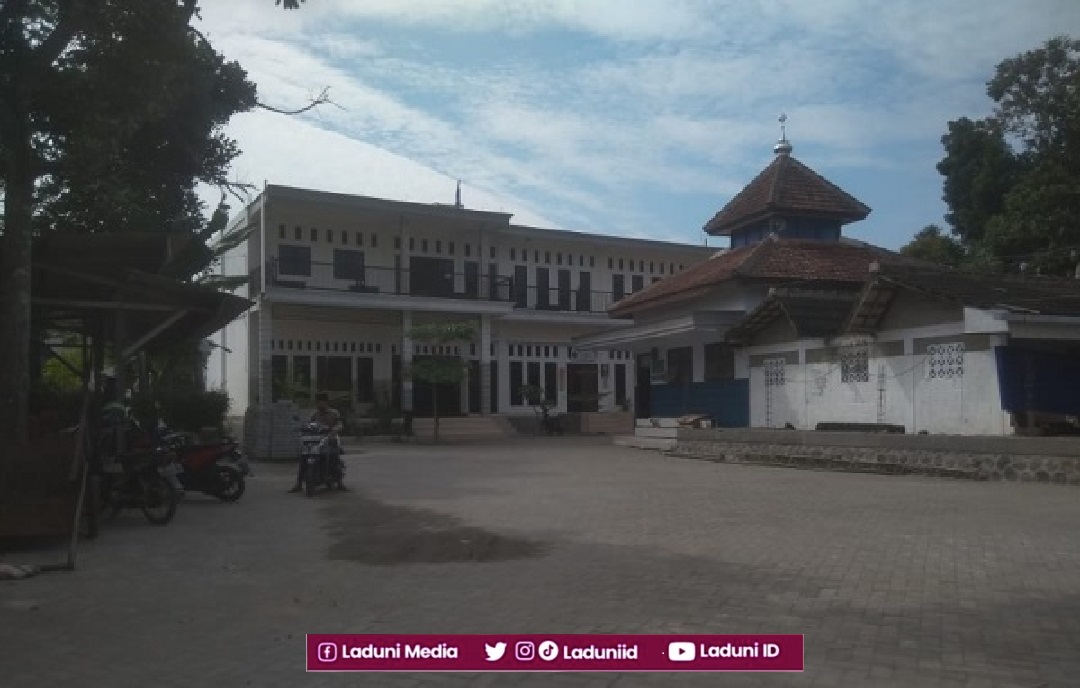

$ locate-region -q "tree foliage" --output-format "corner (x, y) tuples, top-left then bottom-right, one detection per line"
(407, 323), (475, 442)
(929, 35), (1080, 275)
(0, 1), (301, 455)
(899, 225), (965, 268)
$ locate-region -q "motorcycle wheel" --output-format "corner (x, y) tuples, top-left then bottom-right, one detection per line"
(140, 475), (178, 525)
(215, 466), (245, 503)
(100, 475), (123, 521)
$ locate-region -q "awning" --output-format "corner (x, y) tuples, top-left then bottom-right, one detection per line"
(572, 311), (745, 350)
(23, 232), (251, 354)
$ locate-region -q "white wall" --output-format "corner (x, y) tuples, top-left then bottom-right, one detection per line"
(744, 314), (1013, 435)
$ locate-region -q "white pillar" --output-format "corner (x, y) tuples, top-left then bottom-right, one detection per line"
(497, 341), (511, 414)
(401, 310), (414, 413)
(479, 314), (492, 415)
(257, 303), (273, 406)
(692, 342), (706, 383)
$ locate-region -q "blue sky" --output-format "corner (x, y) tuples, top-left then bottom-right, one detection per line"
(200, 0), (1080, 250)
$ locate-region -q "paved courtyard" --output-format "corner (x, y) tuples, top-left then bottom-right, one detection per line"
(3, 437), (1080, 687)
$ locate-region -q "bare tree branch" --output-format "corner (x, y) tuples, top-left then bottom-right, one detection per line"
(256, 86), (340, 115)
(220, 179), (257, 205)
(33, 0), (86, 69)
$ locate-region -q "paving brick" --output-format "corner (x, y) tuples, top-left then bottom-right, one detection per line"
(3, 439), (1080, 687)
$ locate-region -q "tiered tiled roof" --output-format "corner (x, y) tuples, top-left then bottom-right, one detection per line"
(704, 154), (870, 236)
(609, 235), (925, 316)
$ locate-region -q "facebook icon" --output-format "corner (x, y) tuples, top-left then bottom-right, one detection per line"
(317, 643), (338, 662)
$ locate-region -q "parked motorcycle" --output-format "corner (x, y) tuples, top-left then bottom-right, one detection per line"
(99, 446), (179, 525)
(162, 431), (246, 502)
(299, 422), (345, 497)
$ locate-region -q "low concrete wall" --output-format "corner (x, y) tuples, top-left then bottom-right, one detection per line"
(672, 429), (1080, 485)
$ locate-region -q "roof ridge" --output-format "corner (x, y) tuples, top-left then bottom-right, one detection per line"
(767, 155), (787, 206)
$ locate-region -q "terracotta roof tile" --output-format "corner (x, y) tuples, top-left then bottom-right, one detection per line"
(704, 155), (870, 236)
(610, 236), (920, 316)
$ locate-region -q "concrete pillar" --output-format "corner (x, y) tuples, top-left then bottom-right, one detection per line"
(497, 340), (511, 414)
(692, 342), (706, 383)
(479, 314), (492, 415)
(401, 310), (413, 413)
(257, 303), (274, 406)
(557, 361), (568, 413)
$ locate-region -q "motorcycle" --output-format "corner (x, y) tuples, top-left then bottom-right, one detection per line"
(99, 446), (180, 525)
(162, 430), (246, 502)
(299, 422), (345, 497)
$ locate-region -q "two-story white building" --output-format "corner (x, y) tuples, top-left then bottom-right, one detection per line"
(207, 184), (714, 421)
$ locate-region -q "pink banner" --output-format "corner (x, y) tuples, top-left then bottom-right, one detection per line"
(306, 634), (804, 672)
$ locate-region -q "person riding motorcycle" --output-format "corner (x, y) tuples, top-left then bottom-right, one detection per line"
(289, 393), (345, 493)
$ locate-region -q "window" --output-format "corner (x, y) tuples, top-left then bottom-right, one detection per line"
(544, 346), (550, 357)
(287, 340), (294, 351)
(409, 237), (415, 251)
(667, 346), (693, 385)
(590, 256), (595, 268)
(669, 263), (674, 273)
(371, 234), (377, 248)
(394, 236), (401, 250)
(422, 239), (429, 252)
(527, 361), (541, 390)
(356, 232), (364, 246)
(764, 358), (786, 387)
(679, 264), (684, 271)
(510, 248), (516, 261)
(278, 245), (311, 276)
(579, 255), (584, 267)
(327, 229), (334, 243)
(333, 249), (365, 281)
(278, 224), (285, 239)
(310, 227), (318, 241)
(465, 243), (471, 257)
(534, 250), (539, 262)
(333, 342), (339, 352)
(527, 345), (533, 357)
(652, 276), (661, 284)
(567, 253), (573, 265)
(840, 345), (870, 383)
(510, 361), (524, 405)
(557, 253), (562, 265)
(608, 258), (613, 269)
(704, 342), (735, 380)
(927, 342), (964, 380)
(490, 246), (496, 259)
(341, 231), (348, 245)
(507, 344), (514, 357)
(650, 262), (655, 273)
(294, 226), (302, 240)
(639, 260), (644, 272)
(619, 259), (625, 270)
(660, 263), (666, 274)
(521, 248), (527, 261)
(435, 240), (442, 254)
(448, 241), (455, 255)
(350, 343), (356, 353)
(544, 363), (557, 404)
(545, 251), (551, 264)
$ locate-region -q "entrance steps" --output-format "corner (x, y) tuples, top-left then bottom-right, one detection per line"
(615, 418), (682, 451)
(411, 416), (510, 441)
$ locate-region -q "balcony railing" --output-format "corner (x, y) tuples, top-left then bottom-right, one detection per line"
(265, 258), (614, 314)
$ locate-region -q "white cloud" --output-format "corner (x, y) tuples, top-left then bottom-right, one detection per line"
(193, 0), (1080, 246)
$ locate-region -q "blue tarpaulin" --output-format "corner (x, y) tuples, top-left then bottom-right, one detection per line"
(995, 346), (1080, 415)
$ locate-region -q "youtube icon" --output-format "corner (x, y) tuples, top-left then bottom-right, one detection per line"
(667, 642), (696, 662)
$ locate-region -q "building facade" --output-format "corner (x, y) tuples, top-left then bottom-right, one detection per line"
(207, 185), (714, 418)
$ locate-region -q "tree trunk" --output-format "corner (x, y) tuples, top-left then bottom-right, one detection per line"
(0, 104), (35, 468)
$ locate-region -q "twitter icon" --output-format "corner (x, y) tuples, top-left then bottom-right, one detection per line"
(485, 642), (507, 662)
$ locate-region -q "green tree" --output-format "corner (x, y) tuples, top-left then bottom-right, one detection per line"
(935, 35), (1080, 275)
(407, 323), (475, 443)
(900, 225), (965, 267)
(0, 0), (312, 457)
